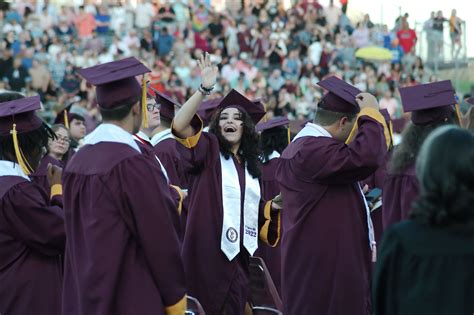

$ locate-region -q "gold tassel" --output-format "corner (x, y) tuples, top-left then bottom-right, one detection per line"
(11, 124), (32, 176)
(388, 121), (394, 147)
(287, 126), (291, 144)
(64, 110), (69, 129)
(141, 75), (148, 128)
(454, 103), (462, 125)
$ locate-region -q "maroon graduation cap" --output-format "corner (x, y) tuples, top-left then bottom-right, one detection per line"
(0, 95), (43, 136)
(197, 97), (222, 125)
(317, 76), (362, 114)
(154, 91), (181, 121)
(256, 116), (289, 132)
(399, 80), (455, 125)
(77, 57), (151, 109)
(217, 89), (266, 125)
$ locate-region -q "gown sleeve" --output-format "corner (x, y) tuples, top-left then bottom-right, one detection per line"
(0, 181), (65, 256)
(372, 226), (402, 315)
(293, 109), (387, 185)
(120, 155), (186, 314)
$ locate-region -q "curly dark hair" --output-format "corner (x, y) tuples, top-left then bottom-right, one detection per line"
(388, 117), (455, 174)
(260, 126), (288, 163)
(209, 108), (261, 178)
(410, 126), (474, 230)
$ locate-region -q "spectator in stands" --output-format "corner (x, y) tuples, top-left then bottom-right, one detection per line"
(397, 21), (417, 54)
(156, 27), (174, 57)
(4, 57), (30, 92)
(449, 9), (462, 59)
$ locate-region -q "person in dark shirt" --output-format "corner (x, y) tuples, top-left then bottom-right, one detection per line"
(4, 57), (30, 92)
(373, 125), (474, 315)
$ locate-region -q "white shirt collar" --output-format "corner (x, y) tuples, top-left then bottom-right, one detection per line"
(293, 122), (332, 141)
(135, 130), (151, 143)
(150, 128), (173, 146)
(83, 123), (141, 153)
(0, 160), (30, 180)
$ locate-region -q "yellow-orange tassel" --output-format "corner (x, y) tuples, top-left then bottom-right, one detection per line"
(287, 126), (291, 144)
(64, 110), (69, 129)
(141, 75), (148, 128)
(11, 124), (32, 176)
(388, 121), (394, 147)
(454, 103), (462, 125)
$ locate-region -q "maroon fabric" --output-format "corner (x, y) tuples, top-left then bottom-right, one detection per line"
(255, 158), (282, 295)
(62, 142), (185, 315)
(0, 95), (43, 136)
(218, 89), (266, 124)
(174, 129), (278, 315)
(382, 164), (420, 229)
(31, 155), (64, 196)
(256, 117), (289, 132)
(0, 176), (65, 315)
(317, 76), (361, 114)
(275, 116), (386, 315)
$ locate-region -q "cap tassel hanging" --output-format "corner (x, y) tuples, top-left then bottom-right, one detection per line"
(11, 124), (32, 176)
(63, 110), (69, 129)
(454, 103), (462, 125)
(287, 126), (291, 144)
(141, 75), (148, 128)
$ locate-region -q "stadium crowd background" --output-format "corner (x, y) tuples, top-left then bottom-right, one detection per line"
(0, 0), (469, 132)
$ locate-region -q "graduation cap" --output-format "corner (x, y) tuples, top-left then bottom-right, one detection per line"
(54, 96), (83, 129)
(399, 80), (456, 125)
(0, 95), (45, 175)
(217, 89), (266, 125)
(155, 91), (181, 121)
(256, 116), (291, 144)
(197, 97), (222, 125)
(317, 76), (361, 114)
(77, 57), (151, 127)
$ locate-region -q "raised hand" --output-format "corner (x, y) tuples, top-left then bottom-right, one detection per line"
(355, 92), (379, 110)
(197, 52), (218, 90)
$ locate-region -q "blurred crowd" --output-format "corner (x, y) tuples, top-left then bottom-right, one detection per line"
(0, 0), (470, 128)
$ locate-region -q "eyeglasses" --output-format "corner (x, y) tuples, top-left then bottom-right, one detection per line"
(55, 136), (71, 144)
(147, 103), (160, 112)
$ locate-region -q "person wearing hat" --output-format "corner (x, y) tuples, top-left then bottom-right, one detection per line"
(383, 80), (459, 229)
(0, 92), (65, 315)
(275, 76), (389, 315)
(62, 57), (186, 315)
(172, 54), (281, 314)
(253, 116), (290, 295)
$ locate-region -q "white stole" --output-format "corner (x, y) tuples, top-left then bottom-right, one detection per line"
(0, 160), (30, 180)
(293, 123), (376, 260)
(220, 153), (260, 261)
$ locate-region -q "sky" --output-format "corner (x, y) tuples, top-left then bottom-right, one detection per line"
(318, 0), (473, 57)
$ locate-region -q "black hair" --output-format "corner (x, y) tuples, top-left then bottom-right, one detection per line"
(313, 106), (357, 126)
(260, 126), (288, 163)
(209, 108), (261, 178)
(99, 99), (138, 121)
(389, 118), (454, 175)
(410, 126), (474, 231)
(160, 115), (172, 128)
(0, 92), (56, 168)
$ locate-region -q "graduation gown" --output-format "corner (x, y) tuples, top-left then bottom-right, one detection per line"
(62, 127), (186, 315)
(31, 154), (64, 195)
(382, 164), (420, 229)
(0, 163), (65, 315)
(275, 112), (386, 315)
(373, 220), (474, 315)
(173, 118), (280, 315)
(255, 157), (282, 295)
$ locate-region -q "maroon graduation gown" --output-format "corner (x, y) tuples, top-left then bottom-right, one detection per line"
(62, 142), (186, 315)
(382, 164), (419, 229)
(0, 175), (65, 315)
(31, 154), (64, 195)
(173, 121), (279, 315)
(275, 115), (386, 315)
(255, 158), (282, 295)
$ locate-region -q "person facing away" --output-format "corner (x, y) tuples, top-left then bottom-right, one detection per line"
(383, 80), (460, 229)
(373, 125), (474, 315)
(275, 76), (389, 315)
(172, 53), (282, 315)
(62, 57), (186, 315)
(0, 92), (65, 315)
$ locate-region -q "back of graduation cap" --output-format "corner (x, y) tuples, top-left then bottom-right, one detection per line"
(399, 80), (456, 125)
(155, 91), (181, 121)
(77, 57), (151, 126)
(197, 97), (222, 125)
(0, 95), (45, 175)
(317, 76), (361, 114)
(256, 116), (291, 144)
(217, 89), (266, 124)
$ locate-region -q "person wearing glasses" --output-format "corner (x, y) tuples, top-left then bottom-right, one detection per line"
(31, 124), (71, 195)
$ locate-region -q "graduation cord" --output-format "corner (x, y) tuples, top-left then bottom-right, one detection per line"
(10, 124), (33, 176)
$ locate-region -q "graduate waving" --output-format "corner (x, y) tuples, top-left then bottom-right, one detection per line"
(172, 53), (281, 315)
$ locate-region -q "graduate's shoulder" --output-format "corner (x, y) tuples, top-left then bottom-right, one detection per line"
(0, 176), (49, 204)
(281, 136), (338, 160)
(65, 142), (150, 175)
